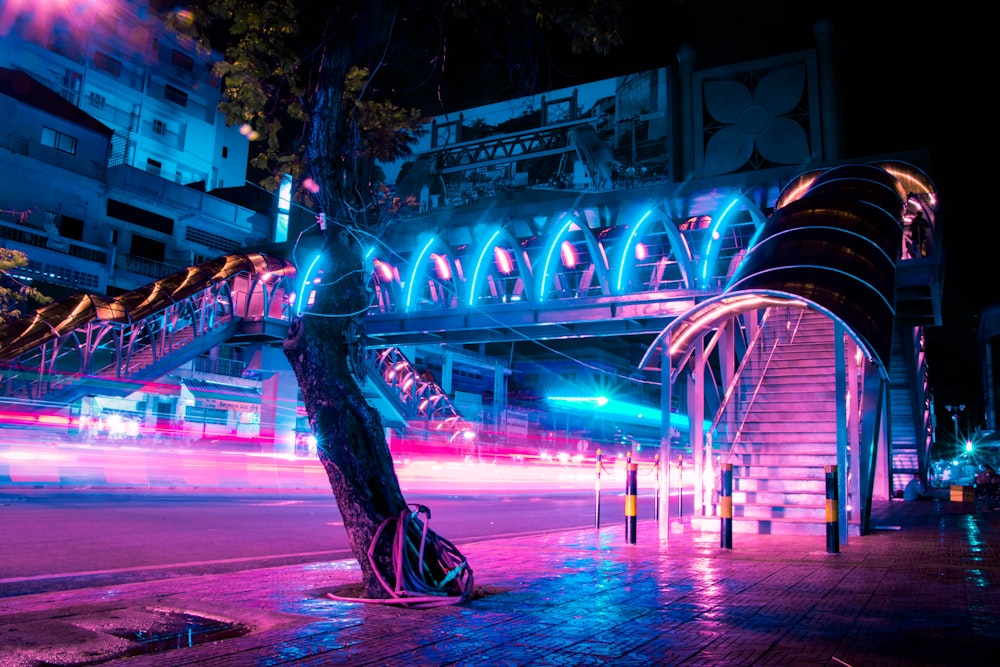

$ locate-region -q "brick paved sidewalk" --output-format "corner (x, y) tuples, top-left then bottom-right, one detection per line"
(1, 498), (998, 666)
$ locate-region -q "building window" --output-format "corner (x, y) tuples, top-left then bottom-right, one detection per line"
(146, 158), (162, 176)
(87, 91), (106, 110)
(164, 84), (188, 107)
(171, 49), (194, 71)
(221, 145), (228, 159)
(41, 127), (77, 155)
(61, 215), (85, 241)
(93, 51), (122, 78)
(152, 119), (166, 136)
(130, 233), (166, 262)
(107, 199), (174, 235)
(10, 135), (29, 156)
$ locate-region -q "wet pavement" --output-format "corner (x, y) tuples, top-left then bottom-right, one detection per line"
(0, 496), (998, 666)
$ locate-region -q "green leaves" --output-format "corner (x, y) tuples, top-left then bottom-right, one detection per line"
(0, 247), (51, 325)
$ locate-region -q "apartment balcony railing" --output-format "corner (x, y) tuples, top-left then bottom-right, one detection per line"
(141, 119), (185, 151)
(115, 254), (190, 281)
(0, 217), (109, 266)
(4, 134), (107, 181)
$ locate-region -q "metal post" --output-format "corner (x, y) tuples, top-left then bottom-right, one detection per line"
(595, 448), (602, 529)
(625, 462), (638, 544)
(676, 456), (683, 517)
(826, 464), (839, 554)
(654, 453), (660, 521)
(720, 463), (733, 549)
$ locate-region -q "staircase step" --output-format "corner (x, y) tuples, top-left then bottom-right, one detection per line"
(734, 501), (826, 520)
(734, 476), (826, 492)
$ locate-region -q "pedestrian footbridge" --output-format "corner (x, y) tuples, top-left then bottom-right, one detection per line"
(0, 161), (940, 537)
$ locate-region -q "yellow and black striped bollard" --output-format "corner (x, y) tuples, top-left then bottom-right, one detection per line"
(625, 461), (638, 544)
(720, 462), (733, 549)
(825, 464), (839, 554)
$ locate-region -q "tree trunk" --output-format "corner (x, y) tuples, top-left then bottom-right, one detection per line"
(284, 273), (406, 598)
(282, 31), (409, 600)
(282, 2), (465, 601)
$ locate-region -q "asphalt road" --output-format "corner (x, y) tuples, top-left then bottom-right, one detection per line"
(0, 487), (687, 597)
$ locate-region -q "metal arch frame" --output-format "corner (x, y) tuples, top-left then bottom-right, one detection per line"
(535, 212), (610, 301)
(403, 235), (462, 312)
(611, 205), (697, 295)
(367, 252), (404, 314)
(644, 293), (883, 535)
(699, 192), (771, 289)
(465, 225), (535, 307)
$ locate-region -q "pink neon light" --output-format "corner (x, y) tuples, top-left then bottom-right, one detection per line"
(635, 243), (648, 261)
(560, 241), (577, 268)
(373, 260), (394, 281)
(494, 247), (513, 274)
(430, 253), (452, 280)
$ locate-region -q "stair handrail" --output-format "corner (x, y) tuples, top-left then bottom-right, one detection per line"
(705, 309), (773, 443)
(709, 307), (807, 464)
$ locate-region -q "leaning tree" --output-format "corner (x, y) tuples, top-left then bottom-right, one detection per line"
(167, 0), (628, 603)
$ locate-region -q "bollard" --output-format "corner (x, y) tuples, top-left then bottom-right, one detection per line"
(625, 462), (638, 544)
(595, 448), (602, 529)
(654, 453), (660, 521)
(720, 463), (733, 549)
(826, 464), (839, 554)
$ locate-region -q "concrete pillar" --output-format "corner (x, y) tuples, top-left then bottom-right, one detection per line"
(442, 351), (454, 395)
(659, 335), (674, 537)
(250, 346), (298, 455)
(833, 321), (849, 545)
(677, 44), (696, 180)
(814, 18), (843, 162)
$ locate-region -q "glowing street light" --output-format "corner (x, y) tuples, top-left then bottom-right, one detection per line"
(945, 404), (968, 455)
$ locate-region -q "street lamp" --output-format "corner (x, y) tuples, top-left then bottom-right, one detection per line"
(945, 404), (967, 455)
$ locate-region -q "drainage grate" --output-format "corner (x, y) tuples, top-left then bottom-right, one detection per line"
(114, 610), (251, 657)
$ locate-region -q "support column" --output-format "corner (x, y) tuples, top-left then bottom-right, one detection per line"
(251, 346), (298, 455)
(814, 18), (843, 162)
(442, 351), (454, 396)
(659, 335), (673, 538)
(677, 44), (696, 180)
(690, 341), (705, 517)
(833, 322), (849, 546)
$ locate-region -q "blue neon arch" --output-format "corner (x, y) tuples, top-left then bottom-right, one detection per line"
(536, 213), (610, 301)
(611, 206), (695, 295)
(403, 235), (460, 312)
(465, 226), (534, 307)
(698, 193), (769, 289)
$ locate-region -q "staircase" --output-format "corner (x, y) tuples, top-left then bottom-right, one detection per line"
(886, 326), (927, 496)
(720, 309), (840, 536)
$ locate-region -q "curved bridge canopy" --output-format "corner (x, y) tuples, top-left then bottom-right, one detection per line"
(640, 161), (936, 375)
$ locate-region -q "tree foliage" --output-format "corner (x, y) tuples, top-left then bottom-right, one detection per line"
(0, 247), (51, 325)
